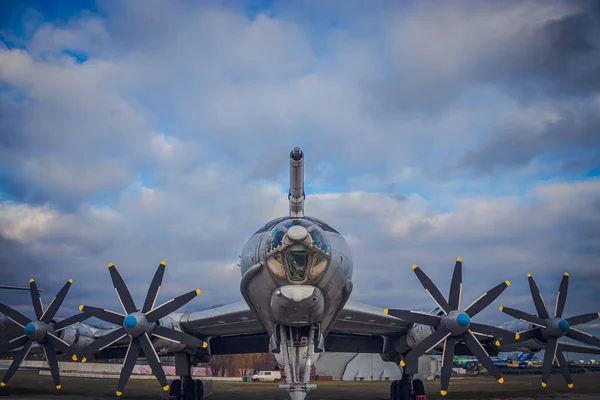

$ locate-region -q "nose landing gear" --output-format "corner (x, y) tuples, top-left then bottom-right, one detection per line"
(390, 374), (426, 400)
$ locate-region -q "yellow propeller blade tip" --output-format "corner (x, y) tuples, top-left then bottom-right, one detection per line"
(564, 272), (569, 276)
(568, 383), (574, 389)
(108, 262), (114, 268)
(384, 308), (389, 315)
(68, 279), (73, 284)
(195, 289), (201, 295)
(505, 280), (511, 286)
(411, 264), (418, 270)
(203, 342), (208, 349)
(29, 278), (35, 283)
(72, 355), (78, 361)
(81, 357), (87, 363)
(163, 385), (170, 391)
(515, 333), (521, 340)
(399, 360), (406, 367)
(440, 390), (447, 396)
(499, 306), (504, 312)
(56, 385), (61, 390)
(160, 260), (166, 266)
(456, 258), (462, 262)
(495, 340), (501, 347)
(527, 273), (532, 277)
(498, 378), (504, 384)
(541, 382), (547, 388)
(1, 382), (5, 387)
(597, 312), (600, 318)
(79, 305), (84, 311)
(116, 391), (122, 397)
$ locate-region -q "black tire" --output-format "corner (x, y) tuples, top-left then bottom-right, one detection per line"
(390, 380), (397, 400)
(273, 378), (280, 383)
(412, 379), (425, 399)
(183, 378), (195, 400)
(397, 380), (411, 400)
(168, 379), (181, 400)
(195, 379), (204, 400)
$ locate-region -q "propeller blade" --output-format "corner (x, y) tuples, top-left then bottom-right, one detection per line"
(385, 309), (441, 327)
(440, 336), (456, 396)
(400, 327), (451, 368)
(527, 274), (549, 319)
(54, 313), (90, 332)
(0, 304), (31, 327)
(145, 289), (200, 323)
(47, 332), (72, 355)
(43, 342), (61, 389)
(541, 337), (558, 387)
(469, 322), (514, 339)
(77, 327), (127, 361)
(116, 338), (141, 396)
(41, 280), (73, 323)
(138, 333), (169, 391)
(495, 328), (539, 346)
(108, 263), (137, 314)
(555, 273), (569, 318)
(29, 279), (44, 320)
(464, 281), (510, 318)
(558, 343), (600, 356)
(79, 305), (125, 326)
(448, 259), (462, 311)
(0, 339), (33, 385)
(142, 262), (166, 313)
(412, 265), (451, 314)
(463, 330), (504, 382)
(555, 349), (573, 388)
(0, 336), (28, 355)
(566, 328), (600, 347)
(499, 306), (548, 328)
(152, 325), (206, 348)
(566, 312), (599, 327)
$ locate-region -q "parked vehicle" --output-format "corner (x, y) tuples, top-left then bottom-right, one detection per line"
(251, 370), (282, 383)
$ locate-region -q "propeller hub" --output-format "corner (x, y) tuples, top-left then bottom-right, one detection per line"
(123, 312), (152, 337)
(443, 310), (470, 336)
(23, 320), (49, 342)
(558, 319), (570, 333)
(24, 322), (36, 336)
(457, 312), (471, 327)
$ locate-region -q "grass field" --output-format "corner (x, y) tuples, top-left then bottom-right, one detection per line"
(1, 371), (600, 399)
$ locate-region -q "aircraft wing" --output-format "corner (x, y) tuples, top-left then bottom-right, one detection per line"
(331, 300), (411, 336)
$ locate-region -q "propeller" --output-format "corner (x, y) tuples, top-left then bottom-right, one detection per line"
(497, 272), (600, 389)
(0, 278), (89, 389)
(384, 259), (514, 396)
(76, 261), (206, 397)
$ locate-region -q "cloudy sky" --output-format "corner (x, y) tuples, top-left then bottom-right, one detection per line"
(1, 0), (599, 347)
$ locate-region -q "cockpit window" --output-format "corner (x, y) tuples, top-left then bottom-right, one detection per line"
(304, 216), (340, 234)
(281, 219), (313, 229)
(309, 228), (328, 253)
(268, 227), (286, 252)
(286, 245), (309, 281)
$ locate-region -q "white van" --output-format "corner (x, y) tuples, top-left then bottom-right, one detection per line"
(251, 370), (282, 382)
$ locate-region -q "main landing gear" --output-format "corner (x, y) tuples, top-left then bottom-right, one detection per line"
(390, 374), (426, 400)
(168, 353), (206, 400)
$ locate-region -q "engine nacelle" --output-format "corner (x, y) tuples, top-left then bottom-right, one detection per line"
(153, 315), (187, 355)
(58, 324), (96, 352)
(393, 323), (436, 355)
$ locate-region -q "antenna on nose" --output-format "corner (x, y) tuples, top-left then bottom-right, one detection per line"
(289, 147), (305, 218)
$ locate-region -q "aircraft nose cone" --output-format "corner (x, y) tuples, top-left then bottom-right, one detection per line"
(287, 225), (309, 242)
(457, 312), (471, 327)
(24, 322), (36, 336)
(558, 319), (570, 332)
(124, 315), (138, 329)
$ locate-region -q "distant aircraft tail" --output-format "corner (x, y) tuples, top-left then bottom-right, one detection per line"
(288, 147), (305, 218)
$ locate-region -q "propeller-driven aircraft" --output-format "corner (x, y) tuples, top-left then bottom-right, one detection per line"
(1, 147), (599, 400)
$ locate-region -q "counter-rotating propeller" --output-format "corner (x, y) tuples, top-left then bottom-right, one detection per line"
(0, 278), (89, 389)
(76, 261), (206, 397)
(497, 272), (600, 388)
(385, 259), (514, 396)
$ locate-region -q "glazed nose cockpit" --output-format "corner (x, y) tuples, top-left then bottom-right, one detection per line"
(264, 219), (331, 283)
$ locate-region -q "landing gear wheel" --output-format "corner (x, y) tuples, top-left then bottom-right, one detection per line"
(168, 379), (181, 400)
(390, 380), (410, 400)
(195, 379), (204, 400)
(412, 379), (426, 400)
